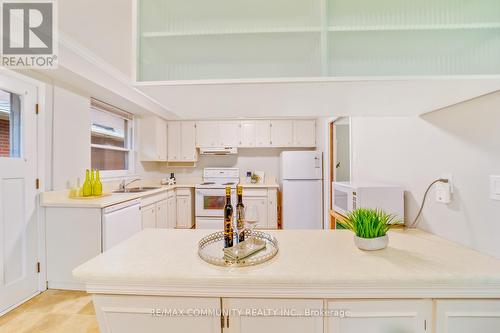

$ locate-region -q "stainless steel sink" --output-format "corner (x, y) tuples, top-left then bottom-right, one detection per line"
(113, 186), (161, 193)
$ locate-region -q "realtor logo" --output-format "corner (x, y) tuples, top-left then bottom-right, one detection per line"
(1, 0), (57, 68)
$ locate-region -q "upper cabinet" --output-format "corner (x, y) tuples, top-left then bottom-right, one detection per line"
(218, 121), (241, 147)
(168, 121), (197, 162)
(255, 120), (271, 147)
(270, 120), (293, 147)
(293, 120), (316, 147)
(195, 121), (219, 147)
(240, 121), (256, 147)
(140, 116), (167, 161)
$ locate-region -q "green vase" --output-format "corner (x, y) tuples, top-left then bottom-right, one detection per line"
(82, 169), (92, 197)
(93, 170), (103, 196)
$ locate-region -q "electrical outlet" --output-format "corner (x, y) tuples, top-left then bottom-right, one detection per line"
(436, 174), (453, 204)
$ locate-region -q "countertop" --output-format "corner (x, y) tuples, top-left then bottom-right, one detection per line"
(41, 181), (280, 209)
(41, 184), (196, 209)
(73, 229), (500, 298)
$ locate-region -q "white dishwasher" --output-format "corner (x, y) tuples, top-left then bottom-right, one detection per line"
(102, 199), (142, 251)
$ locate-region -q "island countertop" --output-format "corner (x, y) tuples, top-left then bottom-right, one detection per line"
(73, 229), (500, 298)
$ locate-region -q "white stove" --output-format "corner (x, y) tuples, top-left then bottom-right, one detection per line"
(195, 168), (239, 229)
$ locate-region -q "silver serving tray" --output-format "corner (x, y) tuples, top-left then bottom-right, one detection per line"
(198, 231), (279, 267)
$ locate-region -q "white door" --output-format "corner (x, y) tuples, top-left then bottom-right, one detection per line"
(156, 200), (168, 228)
(326, 300), (432, 333)
(0, 73), (39, 313)
(196, 121), (218, 147)
(293, 120), (316, 147)
(270, 120), (293, 147)
(141, 204), (157, 228)
(181, 121), (197, 161)
(240, 121), (255, 147)
(167, 121), (181, 161)
(255, 120), (271, 147)
(219, 121), (241, 147)
(222, 298), (323, 333)
(435, 300), (500, 333)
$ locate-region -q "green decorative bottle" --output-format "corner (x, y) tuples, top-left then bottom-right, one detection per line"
(90, 169), (96, 195)
(82, 169), (92, 197)
(93, 170), (103, 196)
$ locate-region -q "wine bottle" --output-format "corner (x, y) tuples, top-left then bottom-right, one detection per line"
(223, 186), (234, 248)
(82, 169), (92, 197)
(236, 185), (245, 242)
(93, 169), (103, 196)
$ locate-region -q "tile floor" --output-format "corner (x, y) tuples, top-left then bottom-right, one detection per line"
(0, 290), (99, 333)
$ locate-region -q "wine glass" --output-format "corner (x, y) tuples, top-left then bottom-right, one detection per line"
(245, 206), (259, 244)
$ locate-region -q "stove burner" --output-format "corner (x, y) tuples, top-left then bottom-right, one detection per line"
(201, 182), (215, 185)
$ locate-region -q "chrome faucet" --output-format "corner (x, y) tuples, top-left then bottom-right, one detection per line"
(119, 178), (141, 192)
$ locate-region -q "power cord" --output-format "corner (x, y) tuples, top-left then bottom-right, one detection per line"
(408, 178), (449, 228)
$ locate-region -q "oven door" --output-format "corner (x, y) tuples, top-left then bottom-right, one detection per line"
(195, 188), (235, 217)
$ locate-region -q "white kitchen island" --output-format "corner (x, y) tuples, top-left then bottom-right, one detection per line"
(73, 229), (500, 333)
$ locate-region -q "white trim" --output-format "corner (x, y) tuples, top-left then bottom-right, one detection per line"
(82, 282), (500, 299)
(142, 27), (323, 38)
(91, 144), (130, 152)
(134, 75), (500, 87)
(0, 291), (41, 316)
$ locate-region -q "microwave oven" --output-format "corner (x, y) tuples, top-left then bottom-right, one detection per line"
(333, 181), (404, 223)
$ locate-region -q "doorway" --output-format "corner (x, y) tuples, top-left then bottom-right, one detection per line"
(0, 72), (40, 314)
(329, 117), (351, 228)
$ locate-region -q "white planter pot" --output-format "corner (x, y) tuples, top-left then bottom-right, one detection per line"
(354, 235), (389, 251)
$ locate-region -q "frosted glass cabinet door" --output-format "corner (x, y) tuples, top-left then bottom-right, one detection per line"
(196, 121), (219, 147)
(223, 298), (323, 333)
(436, 300), (500, 333)
(326, 300), (432, 333)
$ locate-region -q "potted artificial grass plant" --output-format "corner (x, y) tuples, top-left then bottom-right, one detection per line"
(339, 208), (398, 251)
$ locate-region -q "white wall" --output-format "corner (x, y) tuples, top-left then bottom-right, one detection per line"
(52, 86), (91, 190)
(351, 91), (500, 258)
(137, 148), (311, 183)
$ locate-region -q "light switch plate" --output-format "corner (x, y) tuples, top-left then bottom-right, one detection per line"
(490, 176), (500, 200)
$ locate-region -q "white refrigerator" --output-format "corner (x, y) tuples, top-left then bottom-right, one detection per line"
(280, 151), (323, 229)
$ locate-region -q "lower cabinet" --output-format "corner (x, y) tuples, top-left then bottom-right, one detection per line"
(435, 300), (500, 333)
(93, 295), (220, 333)
(167, 191), (177, 228)
(141, 203), (157, 228)
(242, 188), (278, 229)
(326, 299), (432, 333)
(222, 298), (323, 333)
(176, 187), (194, 229)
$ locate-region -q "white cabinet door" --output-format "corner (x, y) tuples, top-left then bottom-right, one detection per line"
(270, 120), (293, 147)
(140, 116), (167, 161)
(240, 121), (256, 147)
(267, 188), (278, 229)
(222, 298), (323, 333)
(167, 194), (177, 228)
(167, 121), (181, 161)
(196, 121), (219, 147)
(293, 120), (316, 147)
(436, 300), (500, 333)
(156, 199), (168, 229)
(242, 196), (268, 229)
(93, 295), (220, 333)
(176, 195), (193, 229)
(181, 121), (197, 161)
(255, 120), (271, 147)
(141, 204), (157, 229)
(219, 121), (241, 147)
(326, 300), (432, 333)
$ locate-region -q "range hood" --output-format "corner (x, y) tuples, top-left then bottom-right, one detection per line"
(199, 147), (238, 155)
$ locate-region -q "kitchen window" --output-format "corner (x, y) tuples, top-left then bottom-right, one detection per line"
(90, 99), (134, 176)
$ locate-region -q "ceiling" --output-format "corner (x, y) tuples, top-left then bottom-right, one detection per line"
(58, 1), (500, 119)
